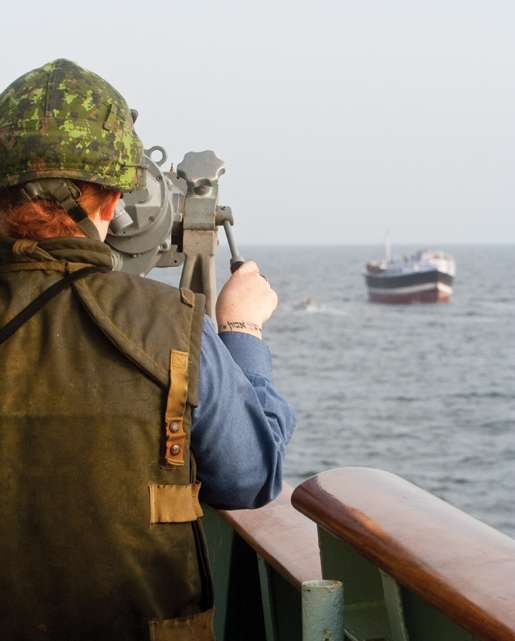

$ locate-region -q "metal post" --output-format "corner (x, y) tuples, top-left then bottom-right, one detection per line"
(380, 570), (410, 641)
(257, 557), (278, 641)
(179, 229), (218, 320)
(302, 580), (344, 641)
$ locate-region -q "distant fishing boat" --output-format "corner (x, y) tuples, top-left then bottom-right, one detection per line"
(364, 246), (456, 304)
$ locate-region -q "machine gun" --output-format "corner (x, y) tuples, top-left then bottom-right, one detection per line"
(106, 147), (243, 319)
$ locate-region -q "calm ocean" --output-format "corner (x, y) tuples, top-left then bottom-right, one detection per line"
(159, 245), (515, 538)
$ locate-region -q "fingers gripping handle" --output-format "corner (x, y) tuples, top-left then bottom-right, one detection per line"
(230, 260), (245, 273)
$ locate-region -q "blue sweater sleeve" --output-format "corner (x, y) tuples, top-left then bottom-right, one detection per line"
(191, 316), (296, 509)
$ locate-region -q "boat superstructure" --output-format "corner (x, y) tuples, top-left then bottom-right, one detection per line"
(365, 249), (456, 303)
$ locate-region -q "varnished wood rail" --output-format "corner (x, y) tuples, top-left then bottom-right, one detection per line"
(292, 467), (515, 641)
(220, 483), (322, 590)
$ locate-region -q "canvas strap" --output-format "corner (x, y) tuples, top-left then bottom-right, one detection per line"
(148, 609), (215, 641)
(20, 178), (101, 241)
(148, 482), (203, 523)
(164, 349), (190, 467)
(0, 265), (108, 345)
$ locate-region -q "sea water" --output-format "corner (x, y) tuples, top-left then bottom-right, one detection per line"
(159, 245), (515, 538)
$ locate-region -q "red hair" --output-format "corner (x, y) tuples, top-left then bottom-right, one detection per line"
(0, 181), (114, 240)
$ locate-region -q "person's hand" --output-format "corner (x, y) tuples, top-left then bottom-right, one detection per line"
(216, 261), (278, 339)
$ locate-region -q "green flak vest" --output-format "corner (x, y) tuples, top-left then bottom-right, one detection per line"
(0, 237), (215, 641)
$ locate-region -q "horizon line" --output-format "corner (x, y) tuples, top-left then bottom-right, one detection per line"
(231, 241), (515, 247)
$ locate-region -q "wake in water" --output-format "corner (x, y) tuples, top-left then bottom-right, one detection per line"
(288, 297), (348, 317)
(292, 296), (319, 312)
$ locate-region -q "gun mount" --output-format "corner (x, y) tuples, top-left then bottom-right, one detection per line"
(106, 148), (238, 319)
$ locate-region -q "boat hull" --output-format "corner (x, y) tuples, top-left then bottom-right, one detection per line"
(365, 270), (453, 304)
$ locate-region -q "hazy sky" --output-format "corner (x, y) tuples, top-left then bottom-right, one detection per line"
(2, 1), (515, 244)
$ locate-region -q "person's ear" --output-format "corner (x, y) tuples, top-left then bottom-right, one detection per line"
(99, 192), (121, 222)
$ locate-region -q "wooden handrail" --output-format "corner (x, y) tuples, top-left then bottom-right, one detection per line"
(220, 484), (321, 590)
(292, 467), (515, 641)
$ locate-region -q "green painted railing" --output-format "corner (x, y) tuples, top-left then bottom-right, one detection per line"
(203, 468), (515, 641)
(203, 484), (320, 640)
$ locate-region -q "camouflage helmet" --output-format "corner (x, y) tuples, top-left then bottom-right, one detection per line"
(0, 59), (145, 192)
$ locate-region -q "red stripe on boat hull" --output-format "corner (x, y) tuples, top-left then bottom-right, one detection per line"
(368, 288), (451, 304)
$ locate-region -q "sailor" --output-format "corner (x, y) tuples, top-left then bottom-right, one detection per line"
(0, 60), (295, 640)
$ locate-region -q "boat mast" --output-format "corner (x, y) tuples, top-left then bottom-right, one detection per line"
(384, 230), (392, 263)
